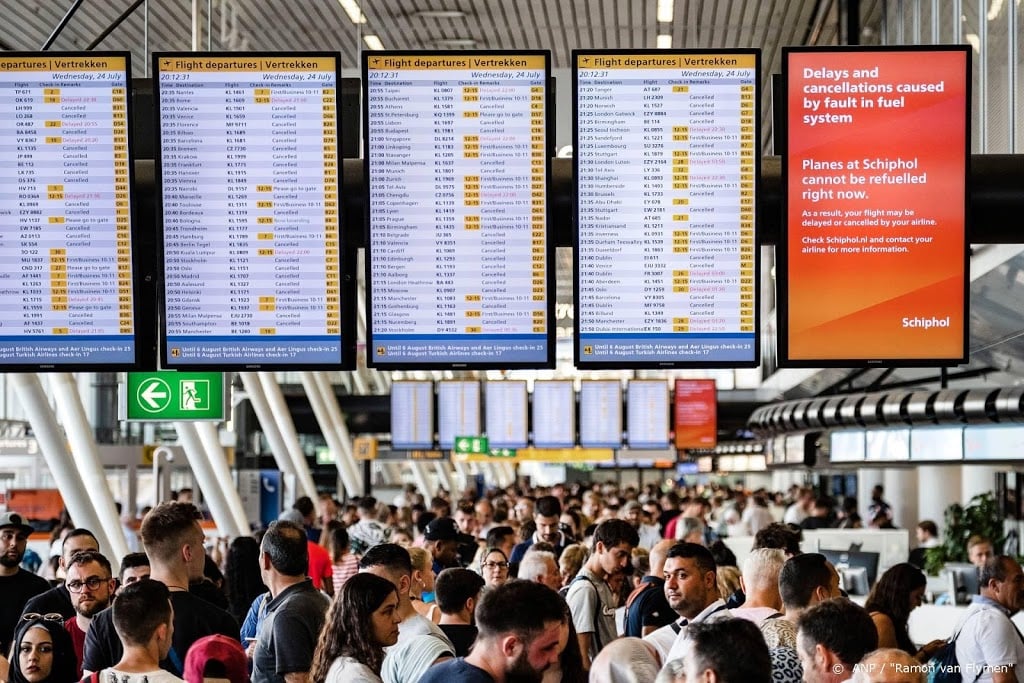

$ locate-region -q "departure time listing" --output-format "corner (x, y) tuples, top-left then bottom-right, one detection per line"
(157, 55), (341, 366)
(0, 55), (135, 366)
(365, 54), (550, 366)
(575, 52), (757, 365)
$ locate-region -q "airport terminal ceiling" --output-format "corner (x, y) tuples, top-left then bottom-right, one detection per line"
(1, 0), (1022, 419)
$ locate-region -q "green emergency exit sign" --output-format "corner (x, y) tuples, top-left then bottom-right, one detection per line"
(124, 372), (226, 421)
(454, 436), (489, 455)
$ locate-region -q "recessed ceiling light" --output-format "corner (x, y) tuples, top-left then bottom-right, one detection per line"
(657, 0), (674, 23)
(430, 38), (479, 48)
(336, 0), (366, 24)
(657, 34), (672, 49)
(364, 35), (385, 50)
(410, 10), (468, 19)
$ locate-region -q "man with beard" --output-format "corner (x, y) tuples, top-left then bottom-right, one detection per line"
(419, 580), (566, 683)
(0, 511), (49, 653)
(644, 542), (730, 662)
(23, 527), (100, 618)
(509, 496), (566, 567)
(63, 550), (116, 677)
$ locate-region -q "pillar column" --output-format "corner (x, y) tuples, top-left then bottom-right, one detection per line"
(11, 374), (120, 559)
(962, 465), (999, 505)
(917, 465), (961, 533)
(883, 468), (918, 530)
(48, 373), (128, 560)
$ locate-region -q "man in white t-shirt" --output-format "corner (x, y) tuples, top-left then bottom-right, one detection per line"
(565, 519), (639, 670)
(955, 555), (1024, 683)
(644, 542), (731, 663)
(94, 579), (182, 683)
(783, 489), (814, 526)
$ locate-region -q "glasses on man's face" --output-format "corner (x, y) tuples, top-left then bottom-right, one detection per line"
(67, 576), (110, 593)
(482, 561), (509, 570)
(22, 613), (63, 622)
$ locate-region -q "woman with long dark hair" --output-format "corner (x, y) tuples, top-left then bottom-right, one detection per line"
(8, 616), (77, 683)
(224, 536), (268, 624)
(310, 573), (401, 683)
(864, 562), (944, 661)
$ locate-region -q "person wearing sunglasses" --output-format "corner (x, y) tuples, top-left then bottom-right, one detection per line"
(480, 548), (510, 591)
(8, 614), (78, 683)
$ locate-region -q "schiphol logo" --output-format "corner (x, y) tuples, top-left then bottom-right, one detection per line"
(901, 316), (950, 330)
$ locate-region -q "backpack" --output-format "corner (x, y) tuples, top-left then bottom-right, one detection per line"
(566, 575), (605, 651)
(927, 610), (983, 683)
(622, 580), (655, 638)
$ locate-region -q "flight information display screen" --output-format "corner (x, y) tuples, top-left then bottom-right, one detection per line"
(437, 380), (480, 449)
(627, 380), (670, 449)
(364, 51), (553, 369)
(574, 50), (760, 368)
(0, 53), (139, 369)
(155, 53), (346, 369)
(579, 380), (623, 448)
(531, 380), (575, 448)
(390, 380), (434, 450)
(485, 380), (528, 449)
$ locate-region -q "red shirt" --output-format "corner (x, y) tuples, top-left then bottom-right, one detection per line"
(64, 616), (86, 678)
(307, 540), (333, 591)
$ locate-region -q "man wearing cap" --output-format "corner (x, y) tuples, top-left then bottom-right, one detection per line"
(185, 634), (249, 683)
(424, 517), (475, 574)
(0, 511), (49, 654)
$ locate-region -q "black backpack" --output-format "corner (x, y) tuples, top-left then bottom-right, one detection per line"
(927, 610), (984, 683)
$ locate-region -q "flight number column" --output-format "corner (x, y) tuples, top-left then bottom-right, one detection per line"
(434, 78), (458, 334)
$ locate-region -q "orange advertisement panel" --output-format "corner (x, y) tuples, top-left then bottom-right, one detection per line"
(782, 47), (969, 364)
(674, 379), (717, 449)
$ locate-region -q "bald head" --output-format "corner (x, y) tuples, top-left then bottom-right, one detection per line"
(851, 649), (925, 683)
(649, 539), (676, 578)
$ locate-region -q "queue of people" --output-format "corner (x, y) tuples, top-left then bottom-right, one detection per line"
(1, 479), (1023, 683)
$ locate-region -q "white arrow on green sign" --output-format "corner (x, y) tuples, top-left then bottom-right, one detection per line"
(124, 371), (225, 421)
(454, 436), (489, 454)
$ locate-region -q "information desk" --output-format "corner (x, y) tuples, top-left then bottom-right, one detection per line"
(0, 53), (138, 368)
(573, 50), (759, 367)
(364, 52), (553, 369)
(155, 54), (345, 368)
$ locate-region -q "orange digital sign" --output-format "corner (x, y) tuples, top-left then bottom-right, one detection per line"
(782, 47), (969, 364)
(674, 379), (717, 449)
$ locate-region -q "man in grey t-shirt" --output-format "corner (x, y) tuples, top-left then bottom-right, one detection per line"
(564, 519), (639, 670)
(252, 521), (329, 683)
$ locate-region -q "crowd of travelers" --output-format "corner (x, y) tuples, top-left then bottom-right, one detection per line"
(1, 479), (1022, 683)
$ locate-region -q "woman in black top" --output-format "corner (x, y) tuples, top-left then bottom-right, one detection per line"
(8, 616), (77, 683)
(864, 562), (944, 662)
